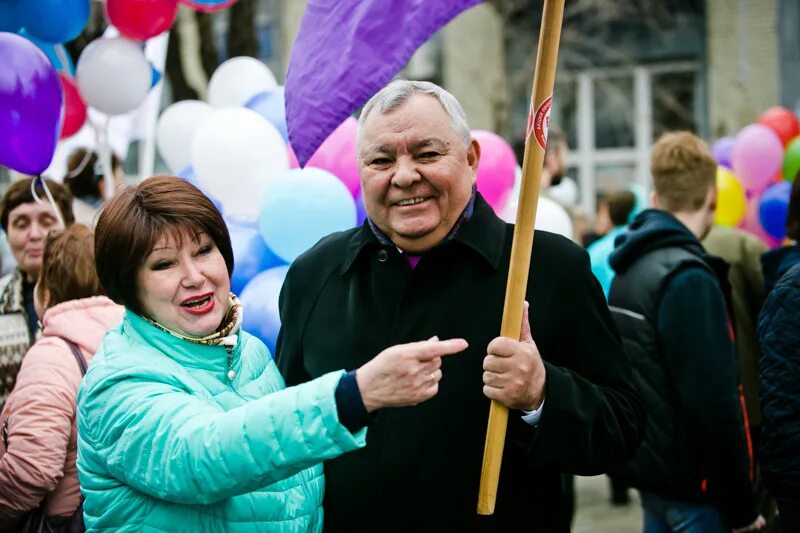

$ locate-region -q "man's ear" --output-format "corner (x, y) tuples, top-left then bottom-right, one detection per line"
(649, 190), (660, 209)
(467, 138), (481, 182)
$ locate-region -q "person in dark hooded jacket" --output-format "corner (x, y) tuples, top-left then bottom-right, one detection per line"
(608, 132), (763, 533)
(758, 176), (800, 531)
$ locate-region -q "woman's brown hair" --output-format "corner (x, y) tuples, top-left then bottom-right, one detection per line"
(37, 224), (103, 308)
(94, 176), (233, 315)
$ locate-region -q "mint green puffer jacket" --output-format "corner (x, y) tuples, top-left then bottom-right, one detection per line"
(76, 311), (367, 532)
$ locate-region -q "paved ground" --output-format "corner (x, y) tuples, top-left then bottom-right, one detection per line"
(573, 475), (642, 533)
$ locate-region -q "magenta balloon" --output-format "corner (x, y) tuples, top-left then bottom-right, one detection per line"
(472, 130), (517, 211)
(732, 124), (784, 194)
(0, 32), (62, 175)
(304, 117), (360, 197)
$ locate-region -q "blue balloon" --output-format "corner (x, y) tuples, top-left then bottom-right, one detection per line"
(259, 168), (357, 263)
(0, 1), (23, 33)
(228, 220), (286, 296)
(759, 181), (792, 239)
(19, 30), (74, 74)
(177, 166), (223, 213)
(239, 265), (290, 356)
(18, 0), (89, 43)
(245, 87), (287, 141)
(150, 64), (162, 88)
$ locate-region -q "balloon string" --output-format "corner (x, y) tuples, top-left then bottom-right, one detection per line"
(30, 176), (66, 229)
(54, 45), (71, 76)
(94, 116), (116, 202)
(65, 149), (92, 179)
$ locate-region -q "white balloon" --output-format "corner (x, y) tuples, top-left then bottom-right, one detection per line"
(156, 100), (214, 173)
(208, 57), (278, 108)
(191, 108), (288, 221)
(501, 196), (574, 241)
(76, 37), (151, 116)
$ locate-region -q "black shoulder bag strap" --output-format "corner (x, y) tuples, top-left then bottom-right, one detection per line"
(63, 340), (88, 377)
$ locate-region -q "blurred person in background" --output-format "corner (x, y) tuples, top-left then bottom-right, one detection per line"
(542, 128), (579, 208)
(0, 224), (122, 530)
(64, 148), (122, 228)
(588, 190), (637, 298)
(609, 132), (763, 533)
(757, 175), (800, 532)
(0, 178), (74, 408)
(702, 215), (768, 474)
(76, 176), (467, 530)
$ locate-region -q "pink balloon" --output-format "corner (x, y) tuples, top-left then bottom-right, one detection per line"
(733, 124), (784, 194)
(472, 130), (517, 211)
(288, 145), (299, 168)
(301, 117), (360, 197)
(740, 195), (781, 248)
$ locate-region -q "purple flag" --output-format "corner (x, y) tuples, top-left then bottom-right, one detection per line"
(286, 0), (482, 167)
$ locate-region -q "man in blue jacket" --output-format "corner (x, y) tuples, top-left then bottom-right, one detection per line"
(608, 131), (763, 532)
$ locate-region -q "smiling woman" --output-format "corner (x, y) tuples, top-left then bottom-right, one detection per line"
(77, 175), (468, 530)
(0, 178), (74, 407)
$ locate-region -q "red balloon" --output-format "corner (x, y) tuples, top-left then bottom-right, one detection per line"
(58, 73), (86, 139)
(758, 106), (800, 147)
(106, 0), (178, 41)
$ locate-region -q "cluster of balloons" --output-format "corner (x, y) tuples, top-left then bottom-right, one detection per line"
(711, 106), (799, 245)
(0, 0), (244, 176)
(156, 57), (521, 351)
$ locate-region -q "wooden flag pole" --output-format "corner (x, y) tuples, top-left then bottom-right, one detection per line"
(477, 0), (565, 516)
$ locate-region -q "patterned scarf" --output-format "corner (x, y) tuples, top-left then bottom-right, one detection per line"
(144, 293), (243, 348)
(0, 269), (25, 315)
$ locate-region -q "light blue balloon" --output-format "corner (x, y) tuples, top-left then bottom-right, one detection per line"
(259, 168), (357, 263)
(19, 0), (89, 43)
(245, 87), (287, 141)
(240, 265), (290, 356)
(227, 220), (286, 296)
(177, 166), (223, 213)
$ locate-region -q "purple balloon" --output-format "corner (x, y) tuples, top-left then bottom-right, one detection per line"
(0, 32), (62, 175)
(711, 136), (735, 169)
(733, 124), (784, 194)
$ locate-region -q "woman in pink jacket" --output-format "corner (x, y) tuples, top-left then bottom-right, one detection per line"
(0, 224), (123, 529)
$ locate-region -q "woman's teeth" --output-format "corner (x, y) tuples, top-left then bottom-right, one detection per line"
(183, 296), (211, 308)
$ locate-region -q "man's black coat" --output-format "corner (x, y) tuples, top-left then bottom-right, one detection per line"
(276, 195), (645, 532)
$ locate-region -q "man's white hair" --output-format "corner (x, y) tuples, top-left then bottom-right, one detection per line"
(357, 80), (472, 147)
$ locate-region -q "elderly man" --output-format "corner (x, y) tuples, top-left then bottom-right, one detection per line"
(276, 80), (644, 531)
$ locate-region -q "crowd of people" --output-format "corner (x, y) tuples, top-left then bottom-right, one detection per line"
(0, 79), (796, 532)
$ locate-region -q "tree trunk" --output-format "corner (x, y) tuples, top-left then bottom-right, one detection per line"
(228, 0), (259, 58)
(196, 12), (220, 79)
(165, 25), (199, 101)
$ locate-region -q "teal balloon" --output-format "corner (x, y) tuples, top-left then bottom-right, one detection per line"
(19, 0), (89, 43)
(259, 168), (356, 263)
(239, 265), (290, 355)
